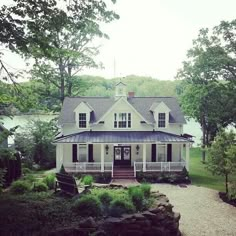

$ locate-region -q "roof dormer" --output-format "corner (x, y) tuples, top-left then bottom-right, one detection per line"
(115, 81), (127, 100)
(74, 101), (93, 128)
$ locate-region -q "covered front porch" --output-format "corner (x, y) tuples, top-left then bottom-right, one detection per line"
(55, 131), (192, 177)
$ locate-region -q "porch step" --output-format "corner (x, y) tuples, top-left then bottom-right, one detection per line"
(113, 167), (135, 179)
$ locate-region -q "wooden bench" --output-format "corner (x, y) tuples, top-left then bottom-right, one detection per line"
(55, 173), (79, 196)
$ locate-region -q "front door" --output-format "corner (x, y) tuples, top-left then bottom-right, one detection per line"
(114, 146), (131, 166)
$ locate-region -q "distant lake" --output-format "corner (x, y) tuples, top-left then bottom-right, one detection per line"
(1, 114), (204, 147)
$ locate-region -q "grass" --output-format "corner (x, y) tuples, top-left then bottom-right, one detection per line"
(190, 147), (236, 192)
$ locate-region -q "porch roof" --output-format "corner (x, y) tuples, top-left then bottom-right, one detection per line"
(54, 131), (193, 144)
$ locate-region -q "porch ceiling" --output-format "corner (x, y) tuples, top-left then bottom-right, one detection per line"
(54, 131), (193, 144)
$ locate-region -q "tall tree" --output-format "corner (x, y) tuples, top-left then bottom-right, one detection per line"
(177, 21), (236, 162)
(0, 0), (119, 106)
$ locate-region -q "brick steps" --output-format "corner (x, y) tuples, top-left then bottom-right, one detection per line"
(112, 167), (135, 180)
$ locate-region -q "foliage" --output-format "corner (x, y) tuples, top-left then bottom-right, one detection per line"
(207, 130), (236, 194)
(98, 191), (113, 205)
(10, 180), (31, 194)
(140, 183), (151, 197)
(0, 168), (6, 193)
(0, 0), (119, 109)
(128, 186), (144, 211)
(72, 195), (102, 217)
(109, 198), (135, 217)
(32, 182), (48, 192)
(177, 20), (236, 161)
(228, 182), (236, 201)
(82, 175), (94, 186)
(15, 119), (58, 169)
(42, 174), (55, 190)
(22, 167), (32, 175)
(22, 174), (36, 183)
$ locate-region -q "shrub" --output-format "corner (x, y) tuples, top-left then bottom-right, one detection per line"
(22, 174), (36, 183)
(10, 180), (31, 194)
(128, 186), (144, 211)
(109, 198), (134, 217)
(140, 183), (151, 197)
(228, 182), (236, 201)
(43, 174), (55, 190)
(72, 195), (101, 217)
(32, 182), (48, 192)
(22, 167), (32, 175)
(82, 175), (94, 186)
(59, 164), (67, 174)
(98, 191), (113, 205)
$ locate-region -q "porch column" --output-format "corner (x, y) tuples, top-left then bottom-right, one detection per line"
(101, 143), (104, 172)
(143, 143), (146, 172)
(181, 144), (184, 161)
(186, 143), (190, 171)
(156, 144), (159, 162)
(56, 144), (63, 172)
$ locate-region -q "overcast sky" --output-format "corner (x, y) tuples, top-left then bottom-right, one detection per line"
(1, 0), (236, 80)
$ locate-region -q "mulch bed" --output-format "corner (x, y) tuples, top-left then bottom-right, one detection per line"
(219, 192), (236, 207)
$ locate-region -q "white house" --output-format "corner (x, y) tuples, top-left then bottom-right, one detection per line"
(55, 81), (192, 178)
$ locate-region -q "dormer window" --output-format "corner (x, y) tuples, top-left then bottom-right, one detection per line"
(158, 113), (166, 128)
(114, 112), (131, 128)
(79, 113), (87, 128)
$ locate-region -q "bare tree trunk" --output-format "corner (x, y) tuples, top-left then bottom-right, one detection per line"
(225, 173), (228, 194)
(67, 65), (72, 96)
(59, 59), (65, 103)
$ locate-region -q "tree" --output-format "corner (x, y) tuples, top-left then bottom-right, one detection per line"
(15, 119), (58, 169)
(177, 20), (236, 162)
(0, 0), (119, 108)
(207, 130), (236, 194)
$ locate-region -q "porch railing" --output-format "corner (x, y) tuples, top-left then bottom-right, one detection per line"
(134, 161), (186, 174)
(64, 162), (113, 173)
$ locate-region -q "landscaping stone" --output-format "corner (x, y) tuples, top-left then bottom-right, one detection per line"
(48, 189), (181, 236)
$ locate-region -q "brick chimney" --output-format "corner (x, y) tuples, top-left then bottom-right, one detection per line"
(128, 92), (135, 98)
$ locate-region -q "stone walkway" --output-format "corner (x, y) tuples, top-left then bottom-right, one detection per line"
(152, 184), (236, 236)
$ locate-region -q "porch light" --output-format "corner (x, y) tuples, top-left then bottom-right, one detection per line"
(105, 145), (109, 154)
(136, 145), (140, 154)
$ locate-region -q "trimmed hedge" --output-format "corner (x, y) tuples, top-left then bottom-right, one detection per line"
(10, 180), (31, 194)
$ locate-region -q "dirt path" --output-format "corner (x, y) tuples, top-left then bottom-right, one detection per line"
(152, 184), (236, 236)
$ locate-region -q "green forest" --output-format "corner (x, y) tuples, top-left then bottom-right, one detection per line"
(0, 75), (181, 114)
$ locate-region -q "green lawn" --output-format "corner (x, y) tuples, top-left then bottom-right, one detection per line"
(189, 147), (236, 192)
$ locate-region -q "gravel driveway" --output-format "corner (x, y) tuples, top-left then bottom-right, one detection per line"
(152, 184), (236, 236)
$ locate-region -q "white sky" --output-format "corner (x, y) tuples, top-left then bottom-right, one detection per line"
(1, 0), (236, 80)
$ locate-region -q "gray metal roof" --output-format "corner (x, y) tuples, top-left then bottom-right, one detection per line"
(58, 96), (186, 125)
(54, 131), (192, 143)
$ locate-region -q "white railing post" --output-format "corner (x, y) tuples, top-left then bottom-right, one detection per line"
(134, 161), (136, 177)
(101, 144), (104, 172)
(143, 143), (146, 172)
(84, 162), (86, 172)
(161, 162), (163, 172)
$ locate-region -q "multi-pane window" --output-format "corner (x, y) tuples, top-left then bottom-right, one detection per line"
(114, 113), (131, 128)
(158, 113), (166, 128)
(79, 113), (87, 128)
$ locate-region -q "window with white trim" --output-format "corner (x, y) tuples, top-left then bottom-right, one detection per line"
(158, 113), (166, 128)
(114, 113), (131, 128)
(79, 113), (87, 128)
(78, 144), (87, 162)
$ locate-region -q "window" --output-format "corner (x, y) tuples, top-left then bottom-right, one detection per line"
(158, 113), (166, 128)
(79, 144), (87, 162)
(114, 113), (131, 128)
(79, 113), (86, 128)
(158, 144), (166, 161)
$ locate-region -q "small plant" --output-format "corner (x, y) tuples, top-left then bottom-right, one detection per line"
(109, 198), (134, 217)
(32, 182), (48, 192)
(10, 180), (31, 194)
(59, 164), (67, 174)
(98, 191), (113, 205)
(43, 174), (55, 190)
(72, 195), (102, 217)
(140, 183), (151, 197)
(22, 167), (32, 175)
(128, 186), (144, 211)
(82, 175), (94, 186)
